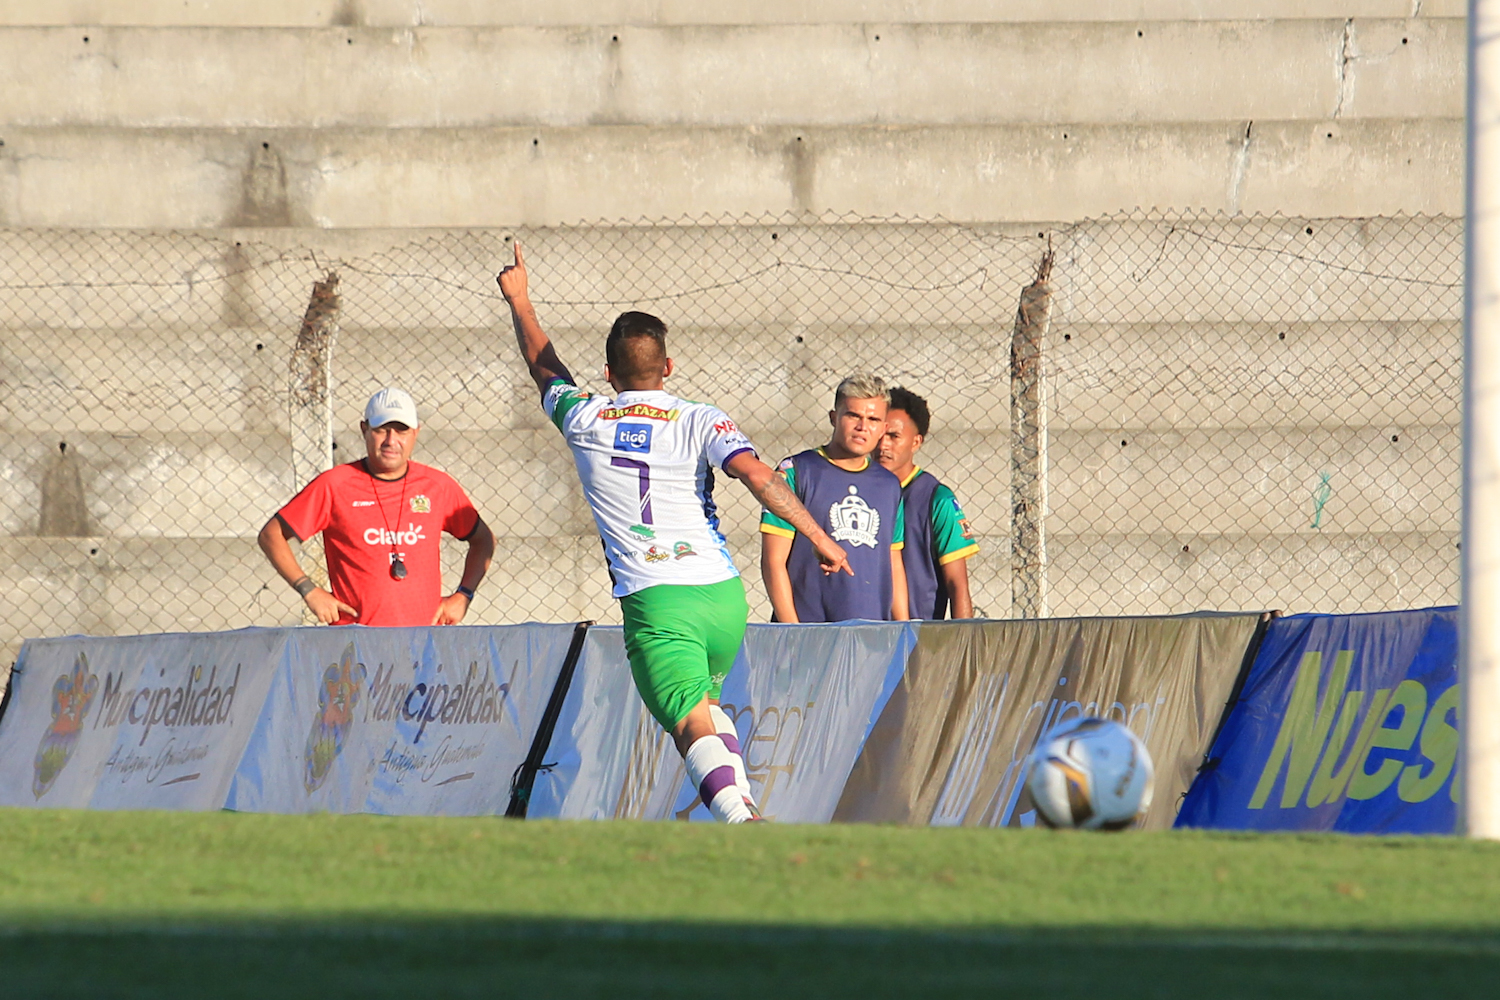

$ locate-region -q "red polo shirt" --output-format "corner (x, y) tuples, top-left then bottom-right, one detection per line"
(277, 460), (480, 627)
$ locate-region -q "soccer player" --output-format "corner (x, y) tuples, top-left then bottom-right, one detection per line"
(496, 242), (851, 824)
(878, 386), (980, 619)
(257, 387), (495, 627)
(760, 375), (910, 623)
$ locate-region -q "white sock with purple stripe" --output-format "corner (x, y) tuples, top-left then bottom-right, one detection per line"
(684, 735), (757, 823)
(708, 704), (752, 799)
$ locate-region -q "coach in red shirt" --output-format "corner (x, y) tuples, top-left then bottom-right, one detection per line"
(257, 388), (495, 626)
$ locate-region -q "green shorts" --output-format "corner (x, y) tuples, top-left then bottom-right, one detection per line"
(619, 577), (750, 731)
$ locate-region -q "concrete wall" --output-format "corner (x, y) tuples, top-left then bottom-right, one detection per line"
(0, 17), (1466, 227)
(0, 2), (1469, 27)
(0, 21), (1463, 126)
(0, 4), (1467, 663)
(0, 217), (1460, 662)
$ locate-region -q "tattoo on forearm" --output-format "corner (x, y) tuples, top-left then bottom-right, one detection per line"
(754, 476), (821, 538)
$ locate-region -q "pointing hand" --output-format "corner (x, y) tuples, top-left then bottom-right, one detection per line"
(497, 241), (528, 304)
(814, 536), (855, 577)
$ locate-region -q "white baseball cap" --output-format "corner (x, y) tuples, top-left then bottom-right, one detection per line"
(364, 387), (421, 429)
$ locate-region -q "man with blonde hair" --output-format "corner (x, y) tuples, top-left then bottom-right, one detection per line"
(761, 374), (910, 623)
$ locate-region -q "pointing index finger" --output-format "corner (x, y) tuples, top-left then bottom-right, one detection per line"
(514, 240), (524, 267)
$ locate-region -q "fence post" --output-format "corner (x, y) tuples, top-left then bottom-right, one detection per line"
(288, 271), (341, 605)
(1464, 0), (1500, 840)
(1010, 249), (1054, 619)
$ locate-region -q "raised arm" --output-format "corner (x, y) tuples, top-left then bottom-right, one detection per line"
(497, 241), (574, 395)
(724, 452), (852, 577)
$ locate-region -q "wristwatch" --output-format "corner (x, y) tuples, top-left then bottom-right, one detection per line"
(456, 584), (476, 601)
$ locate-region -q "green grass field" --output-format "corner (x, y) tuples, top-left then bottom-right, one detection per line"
(3, 809), (1499, 998)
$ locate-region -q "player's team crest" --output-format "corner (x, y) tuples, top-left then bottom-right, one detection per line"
(33, 653), (99, 799)
(304, 643), (367, 794)
(673, 541), (696, 559)
(409, 495), (431, 513)
(829, 485), (880, 548)
(953, 497), (974, 539)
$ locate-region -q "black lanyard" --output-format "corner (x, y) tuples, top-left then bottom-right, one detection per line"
(366, 461), (409, 581)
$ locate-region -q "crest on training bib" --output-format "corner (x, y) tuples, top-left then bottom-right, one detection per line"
(828, 485), (880, 548)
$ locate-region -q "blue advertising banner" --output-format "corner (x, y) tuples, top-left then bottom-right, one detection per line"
(1176, 607), (1459, 835)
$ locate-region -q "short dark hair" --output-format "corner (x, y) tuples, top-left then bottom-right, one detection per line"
(605, 311), (668, 381)
(888, 386), (931, 438)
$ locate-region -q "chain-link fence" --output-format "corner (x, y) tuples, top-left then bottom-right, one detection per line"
(0, 212), (1462, 667)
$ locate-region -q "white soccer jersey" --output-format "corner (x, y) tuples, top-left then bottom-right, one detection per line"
(543, 381), (757, 597)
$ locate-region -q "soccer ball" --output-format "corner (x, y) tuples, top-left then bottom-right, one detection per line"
(1025, 717), (1154, 830)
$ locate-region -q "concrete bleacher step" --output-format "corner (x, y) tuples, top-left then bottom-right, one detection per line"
(0, 20), (1462, 128)
(5, 317), (1455, 438)
(0, 421), (1459, 553)
(1042, 529), (1459, 617)
(0, 527), (1453, 666)
(0, 219), (1456, 328)
(0, 532), (621, 650)
(0, 119), (1464, 226)
(0, 1), (1467, 27)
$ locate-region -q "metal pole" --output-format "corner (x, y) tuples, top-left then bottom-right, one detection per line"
(1463, 0), (1500, 838)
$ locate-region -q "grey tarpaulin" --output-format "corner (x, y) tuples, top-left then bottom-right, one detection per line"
(834, 612), (1265, 829)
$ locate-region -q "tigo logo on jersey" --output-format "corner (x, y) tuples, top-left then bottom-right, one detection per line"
(614, 423), (653, 453)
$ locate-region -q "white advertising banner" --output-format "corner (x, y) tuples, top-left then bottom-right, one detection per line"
(0, 623), (580, 815)
(224, 623), (578, 815)
(0, 628), (283, 810)
(528, 623), (916, 822)
(0, 616), (1255, 826)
